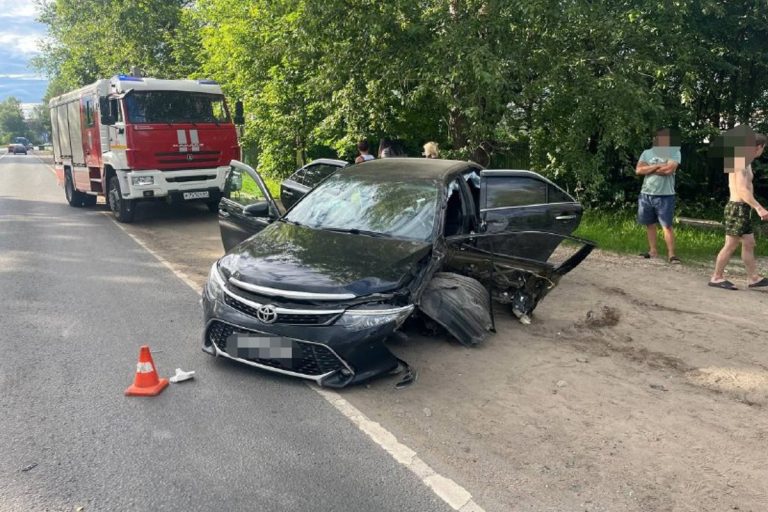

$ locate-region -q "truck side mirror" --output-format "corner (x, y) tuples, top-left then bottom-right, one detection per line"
(99, 97), (115, 125)
(233, 100), (244, 125)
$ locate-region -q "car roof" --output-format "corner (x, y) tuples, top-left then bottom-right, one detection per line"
(342, 158), (482, 182)
(303, 158), (348, 168)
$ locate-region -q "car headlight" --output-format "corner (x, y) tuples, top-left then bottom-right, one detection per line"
(131, 175), (155, 186)
(205, 262), (227, 300)
(335, 305), (414, 331)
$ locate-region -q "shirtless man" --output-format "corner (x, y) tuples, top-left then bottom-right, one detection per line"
(708, 131), (768, 290)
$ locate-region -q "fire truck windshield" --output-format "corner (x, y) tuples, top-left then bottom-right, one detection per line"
(124, 91), (230, 124)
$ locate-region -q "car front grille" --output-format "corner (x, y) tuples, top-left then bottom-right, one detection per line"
(223, 294), (340, 326)
(206, 321), (346, 376)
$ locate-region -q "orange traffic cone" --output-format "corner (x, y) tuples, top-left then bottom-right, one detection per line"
(125, 345), (169, 397)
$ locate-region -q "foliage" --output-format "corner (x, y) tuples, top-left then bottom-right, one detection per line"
(34, 0), (768, 203)
(33, 0), (198, 92)
(0, 98), (28, 144)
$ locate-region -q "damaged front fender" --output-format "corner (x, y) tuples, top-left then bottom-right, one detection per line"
(418, 272), (494, 347)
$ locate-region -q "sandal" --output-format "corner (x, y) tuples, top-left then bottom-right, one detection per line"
(639, 252), (653, 259)
(708, 280), (738, 290)
(748, 277), (768, 288)
(669, 256), (681, 264)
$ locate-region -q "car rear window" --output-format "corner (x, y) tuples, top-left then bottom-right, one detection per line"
(302, 164), (341, 188)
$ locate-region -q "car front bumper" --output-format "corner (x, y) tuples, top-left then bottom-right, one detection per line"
(201, 283), (403, 388)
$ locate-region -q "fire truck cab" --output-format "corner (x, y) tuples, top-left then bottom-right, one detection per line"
(49, 75), (241, 222)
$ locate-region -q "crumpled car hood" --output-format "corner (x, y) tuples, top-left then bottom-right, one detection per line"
(219, 221), (432, 297)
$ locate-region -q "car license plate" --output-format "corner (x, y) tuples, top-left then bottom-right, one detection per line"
(183, 191), (209, 200)
(230, 334), (294, 360)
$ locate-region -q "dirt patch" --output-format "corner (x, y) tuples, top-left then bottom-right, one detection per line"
(579, 305), (621, 328)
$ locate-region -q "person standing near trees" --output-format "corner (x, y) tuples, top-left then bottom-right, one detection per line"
(708, 129), (768, 290)
(354, 140), (375, 163)
(423, 141), (439, 159)
(636, 127), (682, 263)
(378, 139), (394, 158)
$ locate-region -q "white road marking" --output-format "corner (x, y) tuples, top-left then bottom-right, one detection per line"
(313, 387), (484, 511)
(38, 152), (485, 511)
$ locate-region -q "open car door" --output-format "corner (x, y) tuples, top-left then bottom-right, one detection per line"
(218, 160), (283, 252)
(443, 230), (595, 320)
(478, 170), (583, 261)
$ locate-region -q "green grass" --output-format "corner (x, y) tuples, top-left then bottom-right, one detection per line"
(574, 209), (768, 263)
(262, 176), (281, 198)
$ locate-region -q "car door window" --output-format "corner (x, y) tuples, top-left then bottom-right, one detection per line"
(444, 179), (470, 236)
(486, 177), (546, 209)
(302, 164), (340, 188)
(224, 167), (268, 207)
(548, 184), (574, 203)
(287, 168), (306, 185)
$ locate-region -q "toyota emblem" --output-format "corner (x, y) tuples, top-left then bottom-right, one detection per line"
(256, 304), (278, 324)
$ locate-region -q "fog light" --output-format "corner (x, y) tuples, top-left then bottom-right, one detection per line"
(143, 190), (154, 197)
(132, 176), (155, 186)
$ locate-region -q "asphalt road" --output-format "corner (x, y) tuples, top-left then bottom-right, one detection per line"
(0, 154), (451, 512)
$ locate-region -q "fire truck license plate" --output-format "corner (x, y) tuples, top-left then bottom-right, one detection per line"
(183, 191), (209, 200)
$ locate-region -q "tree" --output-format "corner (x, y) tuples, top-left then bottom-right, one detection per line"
(33, 0), (199, 91)
(0, 97), (27, 143)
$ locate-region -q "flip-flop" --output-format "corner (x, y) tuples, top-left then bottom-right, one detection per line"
(669, 256), (681, 264)
(639, 252), (653, 259)
(748, 277), (768, 288)
(708, 280), (738, 290)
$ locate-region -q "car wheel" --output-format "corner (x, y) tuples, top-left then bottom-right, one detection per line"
(65, 170), (88, 207)
(108, 176), (135, 223)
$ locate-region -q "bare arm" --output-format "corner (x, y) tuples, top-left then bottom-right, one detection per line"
(735, 168), (768, 219)
(655, 160), (679, 176)
(635, 161), (662, 176)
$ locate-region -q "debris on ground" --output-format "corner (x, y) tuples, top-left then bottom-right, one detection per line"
(20, 463), (37, 472)
(169, 368), (196, 383)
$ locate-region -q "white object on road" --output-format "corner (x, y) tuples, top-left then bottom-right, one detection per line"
(169, 368), (195, 383)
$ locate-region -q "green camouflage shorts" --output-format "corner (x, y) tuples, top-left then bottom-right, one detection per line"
(724, 201), (752, 236)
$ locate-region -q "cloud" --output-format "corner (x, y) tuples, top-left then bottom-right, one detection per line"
(0, 2), (48, 101)
(0, 2), (37, 19)
(0, 77), (48, 103)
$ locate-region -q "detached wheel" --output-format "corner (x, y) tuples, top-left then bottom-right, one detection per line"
(108, 176), (135, 223)
(64, 170), (88, 207)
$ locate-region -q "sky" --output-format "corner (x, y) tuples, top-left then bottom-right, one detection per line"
(0, 1), (49, 105)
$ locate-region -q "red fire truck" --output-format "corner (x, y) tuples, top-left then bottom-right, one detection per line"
(49, 75), (242, 222)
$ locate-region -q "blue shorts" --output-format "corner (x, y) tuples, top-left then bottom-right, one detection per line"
(637, 193), (675, 227)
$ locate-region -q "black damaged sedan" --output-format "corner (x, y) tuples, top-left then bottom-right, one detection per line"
(202, 159), (594, 387)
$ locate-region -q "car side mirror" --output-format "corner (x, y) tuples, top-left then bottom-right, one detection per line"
(243, 201), (270, 217)
(234, 100), (245, 125)
(99, 97), (115, 125)
(229, 171), (243, 192)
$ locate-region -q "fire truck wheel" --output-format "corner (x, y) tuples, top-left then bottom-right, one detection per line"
(108, 176), (135, 223)
(206, 200), (220, 213)
(64, 170), (88, 207)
